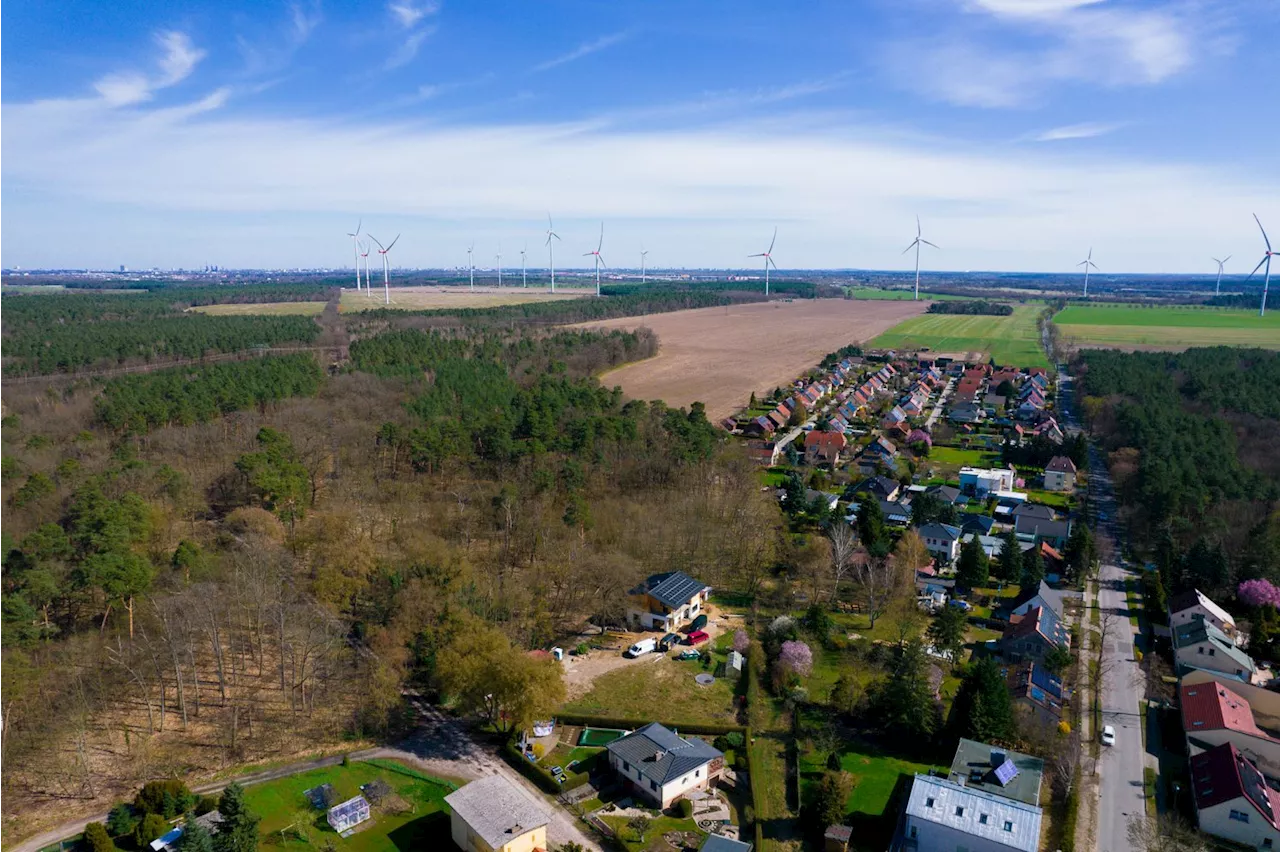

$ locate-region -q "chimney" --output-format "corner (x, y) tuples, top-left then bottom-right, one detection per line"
(991, 750), (1006, 767)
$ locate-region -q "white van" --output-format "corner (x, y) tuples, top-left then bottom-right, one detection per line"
(626, 638), (656, 658)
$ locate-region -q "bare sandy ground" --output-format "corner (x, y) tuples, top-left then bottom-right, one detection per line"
(577, 299), (928, 420)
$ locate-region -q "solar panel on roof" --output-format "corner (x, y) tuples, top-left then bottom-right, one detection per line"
(994, 759), (1020, 787)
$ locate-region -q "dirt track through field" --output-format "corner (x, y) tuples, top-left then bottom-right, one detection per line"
(577, 299), (928, 420)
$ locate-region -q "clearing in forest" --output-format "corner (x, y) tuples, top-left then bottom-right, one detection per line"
(338, 285), (587, 312)
(577, 299), (927, 420)
(869, 305), (1047, 367)
(1054, 303), (1280, 350)
(189, 301), (328, 316)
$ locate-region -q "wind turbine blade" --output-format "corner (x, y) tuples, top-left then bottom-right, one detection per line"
(1249, 256), (1268, 277)
(367, 234), (386, 251)
(768, 226), (777, 254)
(1256, 214), (1273, 253)
(598, 222), (604, 252)
(583, 252), (594, 257)
(598, 256), (606, 268)
(386, 234), (400, 251)
(921, 240), (939, 249)
(902, 241), (918, 254)
(1089, 261), (1098, 270)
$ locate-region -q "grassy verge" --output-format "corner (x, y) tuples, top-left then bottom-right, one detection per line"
(749, 734), (792, 852)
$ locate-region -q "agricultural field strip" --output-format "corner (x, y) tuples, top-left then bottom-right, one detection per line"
(869, 305), (1047, 367)
(576, 299), (928, 421)
(190, 302), (327, 316)
(339, 286), (589, 313)
(1054, 306), (1280, 349)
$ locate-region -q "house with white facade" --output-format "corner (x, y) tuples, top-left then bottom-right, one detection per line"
(1191, 742), (1280, 850)
(626, 571), (712, 632)
(959, 467), (1017, 498)
(605, 723), (724, 808)
(893, 774), (1042, 852)
(1182, 681), (1280, 781)
(1175, 616), (1260, 684)
(445, 775), (550, 852)
(917, 522), (963, 565)
(1170, 589), (1238, 639)
(1042, 456), (1077, 492)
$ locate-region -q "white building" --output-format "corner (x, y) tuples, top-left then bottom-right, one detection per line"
(1042, 456), (1077, 492)
(917, 523), (963, 565)
(1170, 589), (1238, 639)
(605, 723), (724, 808)
(959, 467), (1017, 499)
(445, 775), (550, 852)
(894, 774), (1042, 852)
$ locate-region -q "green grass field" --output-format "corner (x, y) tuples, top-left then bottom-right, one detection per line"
(1055, 304), (1280, 349)
(243, 759), (455, 851)
(844, 288), (967, 301)
(563, 654), (739, 725)
(870, 306), (1047, 367)
(800, 746), (946, 817)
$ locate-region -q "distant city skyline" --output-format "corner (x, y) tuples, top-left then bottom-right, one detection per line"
(3, 0), (1278, 272)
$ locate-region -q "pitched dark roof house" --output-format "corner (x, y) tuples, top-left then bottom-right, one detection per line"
(606, 723), (723, 787)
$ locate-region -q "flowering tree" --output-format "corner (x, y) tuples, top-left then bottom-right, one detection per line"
(769, 615), (796, 636)
(776, 640), (813, 680)
(733, 629), (750, 653)
(1239, 579), (1280, 610)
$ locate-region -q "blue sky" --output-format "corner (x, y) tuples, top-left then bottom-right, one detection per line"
(3, 0), (1278, 272)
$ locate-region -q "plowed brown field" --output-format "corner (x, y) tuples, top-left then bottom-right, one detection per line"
(578, 298), (928, 420)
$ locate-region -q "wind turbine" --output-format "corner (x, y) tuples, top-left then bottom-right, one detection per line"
(1077, 248), (1098, 298)
(545, 214), (560, 292)
(584, 222), (606, 297)
(496, 244), (502, 288)
(641, 245), (649, 285)
(521, 244), (528, 288)
(902, 217), (937, 301)
(1212, 256), (1231, 296)
(467, 244), (475, 291)
(1248, 214), (1276, 317)
(367, 233), (399, 305)
(749, 227), (778, 296)
(358, 240), (372, 298)
(347, 219), (362, 292)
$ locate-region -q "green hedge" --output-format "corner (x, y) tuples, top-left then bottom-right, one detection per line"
(554, 712), (746, 736)
(500, 738), (590, 794)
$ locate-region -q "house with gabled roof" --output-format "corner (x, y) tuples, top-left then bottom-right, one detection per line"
(851, 475), (900, 503)
(1000, 605), (1070, 665)
(1007, 662), (1066, 727)
(446, 774), (550, 852)
(804, 431), (847, 466)
(606, 723), (725, 808)
(918, 522), (963, 565)
(1175, 616), (1259, 684)
(867, 435), (898, 460)
(1171, 589), (1238, 639)
(1014, 515), (1072, 549)
(1182, 681), (1280, 780)
(1043, 456), (1077, 492)
(1009, 581), (1065, 622)
(627, 571), (712, 632)
(1190, 742), (1280, 849)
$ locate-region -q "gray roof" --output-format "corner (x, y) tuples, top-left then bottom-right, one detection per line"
(1011, 503), (1055, 520)
(949, 738), (1044, 806)
(701, 836), (753, 852)
(445, 775), (549, 848)
(1015, 516), (1071, 540)
(927, 484), (966, 505)
(905, 775), (1042, 852)
(606, 723), (722, 785)
(1174, 618), (1256, 674)
(639, 571), (709, 608)
(917, 522), (962, 542)
(1012, 581), (1064, 620)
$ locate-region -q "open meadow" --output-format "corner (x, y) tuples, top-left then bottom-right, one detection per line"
(1054, 303), (1280, 350)
(189, 301), (327, 316)
(338, 285), (588, 313)
(576, 298), (927, 420)
(869, 305), (1047, 367)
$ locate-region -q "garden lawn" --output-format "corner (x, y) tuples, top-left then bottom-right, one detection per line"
(871, 306), (1047, 367)
(243, 759), (455, 852)
(563, 655), (739, 725)
(832, 749), (947, 817)
(600, 814), (706, 852)
(926, 446), (998, 468)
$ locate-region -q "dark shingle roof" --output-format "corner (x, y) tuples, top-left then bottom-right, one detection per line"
(640, 572), (709, 609)
(1015, 516), (1071, 540)
(1190, 742), (1280, 826)
(606, 723), (722, 785)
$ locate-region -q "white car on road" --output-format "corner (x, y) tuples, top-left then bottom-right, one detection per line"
(1101, 725), (1116, 746)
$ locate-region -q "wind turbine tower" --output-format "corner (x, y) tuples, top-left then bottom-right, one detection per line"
(641, 245), (649, 285)
(358, 240), (372, 297)
(1212, 256), (1231, 296)
(1249, 214), (1276, 317)
(521, 245), (527, 288)
(584, 223), (606, 297)
(749, 228), (778, 296)
(496, 244), (503, 288)
(545, 214), (560, 292)
(347, 219), (362, 291)
(368, 233), (399, 305)
(1077, 248), (1098, 298)
(467, 244), (475, 291)
(902, 217), (937, 301)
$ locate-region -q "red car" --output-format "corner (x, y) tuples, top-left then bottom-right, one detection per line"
(685, 630), (709, 645)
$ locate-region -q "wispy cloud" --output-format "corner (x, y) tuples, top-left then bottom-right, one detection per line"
(889, 0), (1210, 108)
(384, 0), (440, 69)
(237, 2), (322, 78)
(532, 31), (629, 72)
(1032, 121), (1125, 142)
(93, 31), (205, 106)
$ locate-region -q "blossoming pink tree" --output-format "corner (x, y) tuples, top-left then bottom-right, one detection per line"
(733, 629), (750, 653)
(774, 639), (813, 687)
(1239, 579), (1280, 610)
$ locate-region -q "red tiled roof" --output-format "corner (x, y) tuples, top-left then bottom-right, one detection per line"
(1181, 683), (1275, 740)
(804, 431), (847, 451)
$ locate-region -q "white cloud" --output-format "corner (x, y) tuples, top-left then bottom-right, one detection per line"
(891, 1), (1205, 107)
(4, 94), (1277, 272)
(388, 1), (437, 29)
(532, 32), (629, 72)
(1032, 121), (1124, 141)
(91, 31), (204, 106)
